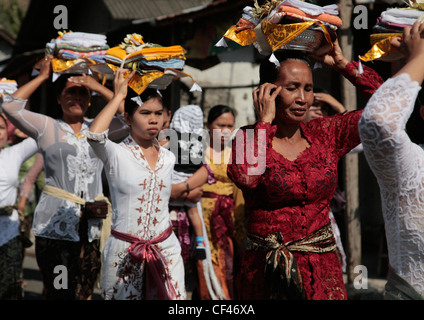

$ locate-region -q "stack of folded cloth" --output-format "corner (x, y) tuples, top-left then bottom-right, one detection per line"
(36, 31), (109, 75)
(0, 78), (17, 98)
(217, 0), (342, 56)
(360, 7), (424, 62)
(91, 33), (200, 95)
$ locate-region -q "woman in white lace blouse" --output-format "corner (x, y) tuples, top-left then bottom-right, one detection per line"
(86, 69), (186, 300)
(2, 55), (129, 299)
(358, 21), (424, 299)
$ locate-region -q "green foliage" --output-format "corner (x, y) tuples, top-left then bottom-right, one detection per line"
(0, 0), (26, 38)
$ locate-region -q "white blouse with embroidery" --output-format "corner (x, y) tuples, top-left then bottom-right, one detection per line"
(358, 73), (424, 295)
(1, 96), (129, 242)
(0, 137), (38, 246)
(86, 131), (186, 300)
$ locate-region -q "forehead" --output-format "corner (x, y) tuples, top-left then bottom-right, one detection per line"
(62, 82), (90, 95)
(211, 112), (234, 124)
(137, 98), (163, 111)
(277, 60), (313, 83)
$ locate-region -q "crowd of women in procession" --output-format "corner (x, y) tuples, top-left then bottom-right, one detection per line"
(2, 1), (424, 301)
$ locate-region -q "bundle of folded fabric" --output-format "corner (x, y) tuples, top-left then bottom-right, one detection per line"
(216, 0), (342, 56)
(90, 33), (201, 95)
(360, 6), (424, 62)
(0, 78), (18, 97)
(34, 31), (109, 76)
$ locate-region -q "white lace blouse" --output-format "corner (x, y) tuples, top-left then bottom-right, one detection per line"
(85, 131), (186, 300)
(358, 73), (424, 294)
(1, 96), (129, 242)
(0, 137), (38, 246)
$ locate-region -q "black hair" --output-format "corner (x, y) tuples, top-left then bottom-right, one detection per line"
(124, 87), (163, 117)
(207, 104), (236, 124)
(54, 73), (87, 97)
(313, 87), (330, 94)
(0, 113), (7, 129)
(406, 88), (424, 145)
(259, 51), (312, 85)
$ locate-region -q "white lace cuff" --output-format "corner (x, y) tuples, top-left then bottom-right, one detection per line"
(2, 93), (28, 104)
(83, 129), (109, 142)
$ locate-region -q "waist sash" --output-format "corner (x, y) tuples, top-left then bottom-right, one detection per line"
(247, 222), (337, 299)
(0, 205), (15, 216)
(111, 226), (177, 300)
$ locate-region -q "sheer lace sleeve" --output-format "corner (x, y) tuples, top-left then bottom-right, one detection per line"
(227, 122), (276, 190)
(359, 73), (421, 186)
(85, 129), (111, 163)
(358, 73), (424, 293)
(1, 95), (53, 141)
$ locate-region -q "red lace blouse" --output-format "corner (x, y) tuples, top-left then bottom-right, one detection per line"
(227, 62), (383, 300)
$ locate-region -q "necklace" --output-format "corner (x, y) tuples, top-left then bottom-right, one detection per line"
(75, 132), (85, 139)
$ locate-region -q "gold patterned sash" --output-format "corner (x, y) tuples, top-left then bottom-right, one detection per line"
(247, 222), (336, 299)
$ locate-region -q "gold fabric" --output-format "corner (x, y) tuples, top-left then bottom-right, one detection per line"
(223, 25), (257, 46)
(262, 20), (333, 52)
(105, 45), (186, 63)
(33, 57), (97, 73)
(223, 20), (333, 53)
(360, 33), (404, 62)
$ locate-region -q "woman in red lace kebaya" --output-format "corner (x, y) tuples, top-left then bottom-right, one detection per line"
(227, 41), (384, 300)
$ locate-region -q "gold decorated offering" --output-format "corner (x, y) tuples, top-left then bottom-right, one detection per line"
(218, 0), (341, 55)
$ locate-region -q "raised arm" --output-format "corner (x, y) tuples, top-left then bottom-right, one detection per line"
(227, 83), (279, 190)
(358, 22), (424, 184)
(392, 22), (424, 83)
(1, 57), (54, 140)
(68, 73), (125, 114)
(310, 39), (384, 100)
(14, 55), (52, 100)
(89, 68), (134, 134)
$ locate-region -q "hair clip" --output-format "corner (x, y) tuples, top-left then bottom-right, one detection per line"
(269, 53), (280, 67)
(130, 95), (143, 105)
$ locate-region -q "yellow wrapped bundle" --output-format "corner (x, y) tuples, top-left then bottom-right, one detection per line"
(90, 33), (200, 95)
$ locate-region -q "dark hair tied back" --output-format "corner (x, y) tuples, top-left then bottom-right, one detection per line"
(207, 104), (235, 124)
(125, 87), (163, 117)
(259, 51), (312, 85)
